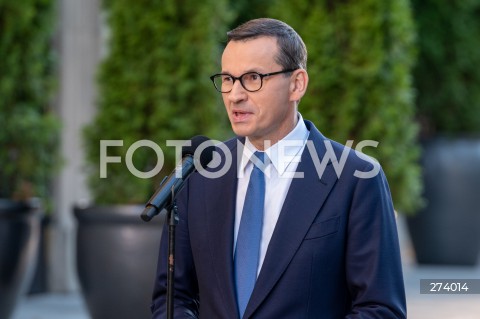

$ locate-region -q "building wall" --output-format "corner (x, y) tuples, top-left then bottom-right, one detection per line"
(51, 0), (102, 291)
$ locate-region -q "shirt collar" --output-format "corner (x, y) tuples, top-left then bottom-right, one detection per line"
(239, 113), (309, 176)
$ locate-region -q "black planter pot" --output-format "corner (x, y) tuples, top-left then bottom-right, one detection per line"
(407, 138), (480, 265)
(74, 205), (164, 319)
(28, 215), (51, 294)
(0, 199), (42, 319)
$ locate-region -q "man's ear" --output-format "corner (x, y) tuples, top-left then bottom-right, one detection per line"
(289, 69), (309, 102)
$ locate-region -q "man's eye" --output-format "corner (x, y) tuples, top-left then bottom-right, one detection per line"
(222, 76), (233, 83)
(244, 73), (259, 81)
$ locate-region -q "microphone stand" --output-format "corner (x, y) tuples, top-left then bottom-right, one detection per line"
(166, 188), (179, 319)
(141, 175), (185, 319)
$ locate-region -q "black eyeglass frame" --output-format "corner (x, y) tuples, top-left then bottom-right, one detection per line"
(209, 68), (298, 93)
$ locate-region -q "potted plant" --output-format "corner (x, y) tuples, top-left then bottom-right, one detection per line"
(407, 0), (480, 265)
(0, 0), (60, 317)
(75, 1), (230, 318)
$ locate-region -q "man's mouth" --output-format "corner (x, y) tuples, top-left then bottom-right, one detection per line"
(232, 110), (252, 122)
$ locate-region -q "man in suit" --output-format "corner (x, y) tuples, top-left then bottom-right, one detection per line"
(151, 18), (406, 319)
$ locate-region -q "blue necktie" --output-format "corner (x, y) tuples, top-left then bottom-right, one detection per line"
(235, 151), (266, 318)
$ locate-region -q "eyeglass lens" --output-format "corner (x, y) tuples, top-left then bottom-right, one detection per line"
(213, 72), (262, 93)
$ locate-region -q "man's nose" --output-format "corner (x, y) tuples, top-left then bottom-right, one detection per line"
(227, 79), (247, 102)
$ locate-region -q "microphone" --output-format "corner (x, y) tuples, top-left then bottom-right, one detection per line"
(140, 136), (215, 222)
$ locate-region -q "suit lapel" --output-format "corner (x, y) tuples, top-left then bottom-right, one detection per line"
(205, 139), (242, 318)
(244, 126), (339, 318)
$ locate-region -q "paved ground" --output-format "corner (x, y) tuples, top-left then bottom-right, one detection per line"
(10, 218), (480, 319)
(11, 264), (480, 319)
(399, 216), (480, 319)
(404, 264), (480, 319)
(11, 293), (88, 319)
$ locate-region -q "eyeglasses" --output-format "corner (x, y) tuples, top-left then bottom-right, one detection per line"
(210, 69), (297, 93)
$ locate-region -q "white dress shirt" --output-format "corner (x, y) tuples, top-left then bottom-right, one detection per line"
(234, 113), (309, 275)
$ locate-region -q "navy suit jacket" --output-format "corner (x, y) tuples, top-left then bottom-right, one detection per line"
(151, 121), (406, 319)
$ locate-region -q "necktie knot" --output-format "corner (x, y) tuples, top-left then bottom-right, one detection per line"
(251, 151), (267, 171)
(254, 151), (264, 163)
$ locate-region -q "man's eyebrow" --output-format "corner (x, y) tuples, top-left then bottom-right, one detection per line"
(245, 68), (262, 73)
(220, 68), (262, 75)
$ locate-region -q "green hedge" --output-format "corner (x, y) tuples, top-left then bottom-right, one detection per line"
(269, 0), (422, 213)
(85, 0), (423, 213)
(412, 0), (480, 136)
(228, 0), (274, 28)
(84, 0), (231, 204)
(0, 0), (60, 202)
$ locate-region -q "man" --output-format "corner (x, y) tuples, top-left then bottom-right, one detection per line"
(151, 18), (406, 319)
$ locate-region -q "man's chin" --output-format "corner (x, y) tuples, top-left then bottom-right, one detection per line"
(230, 124), (252, 138)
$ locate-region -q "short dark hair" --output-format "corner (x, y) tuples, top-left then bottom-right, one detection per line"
(227, 18), (307, 70)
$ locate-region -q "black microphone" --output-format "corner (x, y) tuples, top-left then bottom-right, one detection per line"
(140, 136), (215, 222)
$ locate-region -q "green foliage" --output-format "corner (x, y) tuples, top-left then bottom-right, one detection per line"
(270, 0), (422, 213)
(0, 0), (60, 203)
(84, 0), (232, 204)
(85, 0), (423, 212)
(228, 0), (274, 28)
(412, 0), (480, 136)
